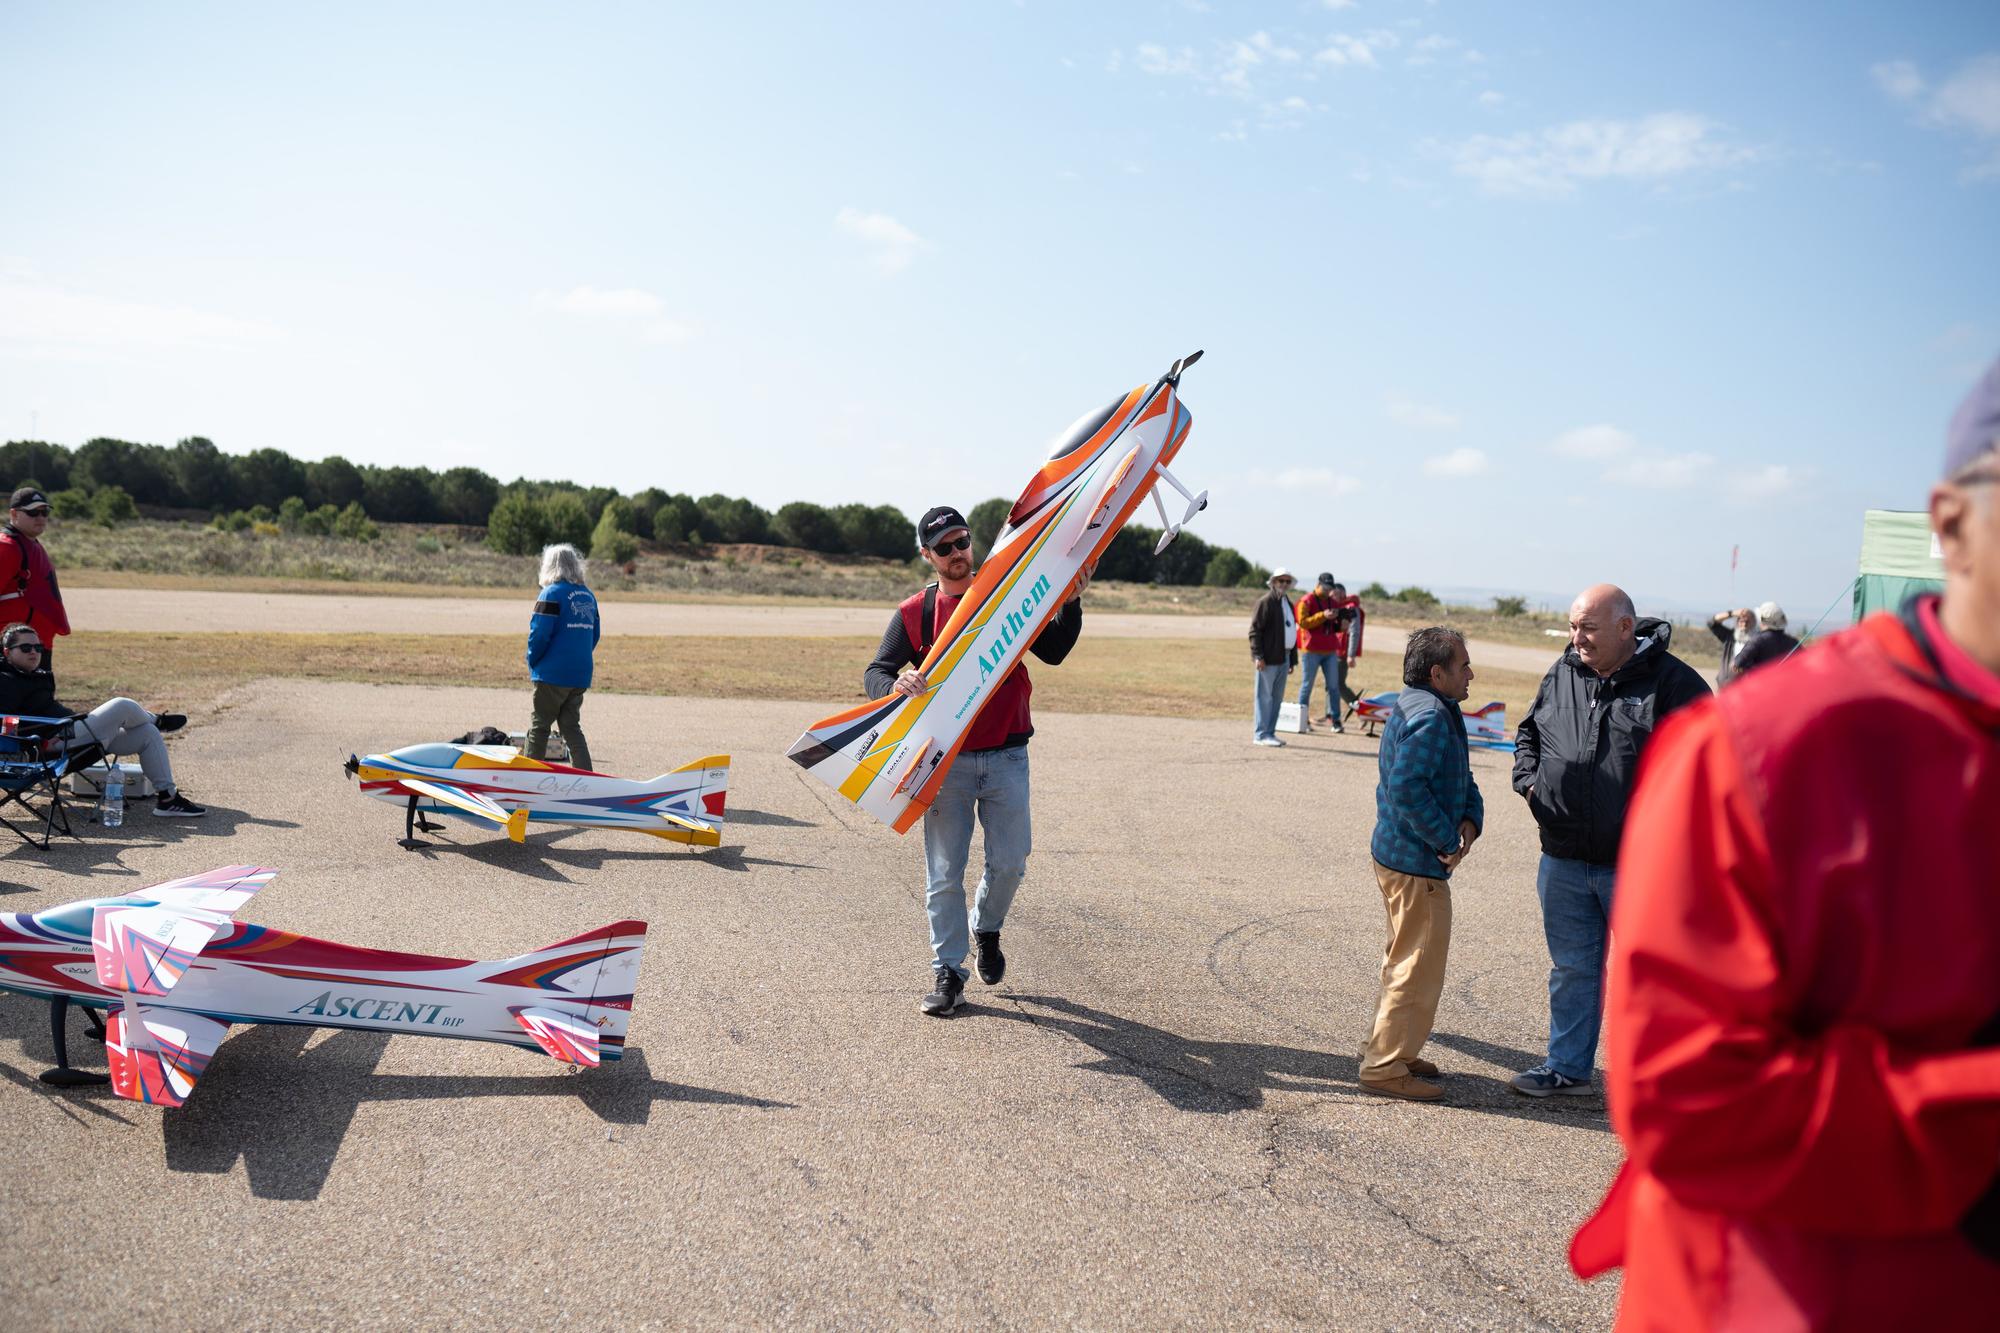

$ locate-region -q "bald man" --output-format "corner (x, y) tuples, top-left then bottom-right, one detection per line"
(1508, 583), (1709, 1097)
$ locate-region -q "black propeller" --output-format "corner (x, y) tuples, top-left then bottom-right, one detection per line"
(1161, 349), (1204, 385)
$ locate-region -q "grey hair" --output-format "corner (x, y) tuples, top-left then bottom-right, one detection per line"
(1403, 626), (1466, 688)
(538, 543), (587, 587)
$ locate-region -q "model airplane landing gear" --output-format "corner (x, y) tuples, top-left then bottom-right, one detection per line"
(40, 996), (110, 1088)
(401, 793), (448, 850)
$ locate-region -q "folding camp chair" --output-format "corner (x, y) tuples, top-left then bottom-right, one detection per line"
(0, 713), (97, 849)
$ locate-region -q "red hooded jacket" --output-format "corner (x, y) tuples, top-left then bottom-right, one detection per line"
(1571, 603), (2000, 1329)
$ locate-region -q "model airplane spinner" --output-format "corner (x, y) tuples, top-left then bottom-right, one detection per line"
(787, 350), (1211, 834)
(1354, 694), (1514, 751)
(345, 744), (729, 848)
(0, 865), (645, 1106)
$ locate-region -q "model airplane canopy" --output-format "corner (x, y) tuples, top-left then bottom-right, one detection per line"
(2, 865), (648, 1107)
(787, 351), (1208, 833)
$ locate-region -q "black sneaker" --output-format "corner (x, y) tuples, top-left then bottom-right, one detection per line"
(153, 713), (188, 734)
(153, 791), (207, 817)
(919, 966), (965, 1016)
(974, 931), (1006, 985)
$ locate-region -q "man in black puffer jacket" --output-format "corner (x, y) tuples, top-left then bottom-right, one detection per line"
(1507, 584), (1709, 1098)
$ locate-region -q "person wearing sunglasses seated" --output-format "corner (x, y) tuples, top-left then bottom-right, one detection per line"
(0, 622), (204, 816)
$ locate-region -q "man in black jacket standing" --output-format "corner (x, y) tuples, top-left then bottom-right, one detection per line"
(1248, 568), (1299, 747)
(1508, 583), (1709, 1097)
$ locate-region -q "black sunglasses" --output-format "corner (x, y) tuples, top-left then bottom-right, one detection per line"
(929, 535), (972, 554)
(15, 507), (50, 518)
(7, 642), (43, 653)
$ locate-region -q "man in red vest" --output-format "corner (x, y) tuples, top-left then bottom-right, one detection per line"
(0, 488), (69, 667)
(1570, 356), (2000, 1328)
(864, 506), (1088, 1016)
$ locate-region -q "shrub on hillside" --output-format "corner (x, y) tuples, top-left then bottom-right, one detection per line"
(91, 485), (140, 527)
(596, 496), (639, 536)
(1359, 581), (1391, 599)
(540, 492), (592, 549)
(1203, 548), (1252, 588)
(772, 501), (845, 553)
(487, 492), (547, 555)
(1394, 585), (1438, 607)
(333, 501), (379, 542)
(591, 511), (640, 564)
(299, 503), (339, 537)
(834, 503), (911, 559)
(1493, 595), (1528, 617)
(51, 489), (92, 521)
(277, 496), (309, 531)
(967, 496), (1012, 558)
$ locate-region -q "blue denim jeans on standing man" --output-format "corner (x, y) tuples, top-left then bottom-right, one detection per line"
(1254, 662), (1291, 740)
(1536, 854), (1618, 1081)
(1296, 650), (1340, 718)
(923, 746), (1032, 980)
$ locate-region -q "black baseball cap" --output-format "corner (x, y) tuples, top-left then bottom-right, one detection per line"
(917, 505), (970, 549)
(9, 488), (49, 512)
(1316, 571), (1335, 587)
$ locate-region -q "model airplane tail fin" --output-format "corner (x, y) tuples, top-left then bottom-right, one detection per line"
(643, 754), (728, 847)
(493, 919), (648, 1065)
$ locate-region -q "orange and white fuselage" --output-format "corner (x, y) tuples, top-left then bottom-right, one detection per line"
(787, 352), (1207, 833)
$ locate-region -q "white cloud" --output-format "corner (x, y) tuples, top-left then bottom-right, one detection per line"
(1603, 451), (1714, 488)
(1444, 113), (1760, 196)
(834, 207), (928, 275)
(1547, 424), (1637, 459)
(1245, 466), (1362, 495)
(1872, 53), (2000, 181)
(1318, 0), (1358, 9)
(1386, 398), (1460, 429)
(0, 280), (280, 350)
(537, 285), (694, 343)
(1422, 447), (1489, 478)
(1731, 463), (1808, 500)
(1135, 43), (1196, 77)
(1477, 90), (1506, 108)
(1871, 59), (1925, 102)
(1315, 31), (1398, 68)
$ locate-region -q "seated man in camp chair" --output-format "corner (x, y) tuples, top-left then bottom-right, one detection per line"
(0, 623), (205, 816)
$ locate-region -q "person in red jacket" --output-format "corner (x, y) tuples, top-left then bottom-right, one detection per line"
(864, 506), (1089, 1017)
(1570, 355), (2000, 1329)
(0, 488), (70, 667)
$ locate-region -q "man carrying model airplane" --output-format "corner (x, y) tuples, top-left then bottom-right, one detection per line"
(865, 505), (1089, 1017)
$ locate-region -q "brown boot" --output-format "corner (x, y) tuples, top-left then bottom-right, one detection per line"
(1405, 1057), (1440, 1079)
(1359, 1074), (1444, 1102)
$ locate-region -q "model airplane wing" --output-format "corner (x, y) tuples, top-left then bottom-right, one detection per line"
(106, 1004), (228, 1107)
(92, 866), (278, 996)
(402, 778), (529, 842)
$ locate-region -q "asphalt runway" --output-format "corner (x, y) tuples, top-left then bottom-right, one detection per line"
(0, 682), (1621, 1329)
(63, 586), (1565, 673)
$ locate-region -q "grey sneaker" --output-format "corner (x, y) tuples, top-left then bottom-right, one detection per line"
(920, 966), (965, 1016)
(1253, 736), (1286, 748)
(1509, 1065), (1593, 1097)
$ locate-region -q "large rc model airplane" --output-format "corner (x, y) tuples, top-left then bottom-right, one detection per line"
(788, 350), (1210, 833)
(345, 744), (729, 849)
(0, 865), (645, 1106)
(1354, 694), (1515, 752)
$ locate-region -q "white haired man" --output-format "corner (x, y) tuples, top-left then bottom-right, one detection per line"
(525, 543), (599, 771)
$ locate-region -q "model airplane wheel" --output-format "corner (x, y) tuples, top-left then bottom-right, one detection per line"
(1153, 525), (1181, 556)
(1183, 490), (1209, 525)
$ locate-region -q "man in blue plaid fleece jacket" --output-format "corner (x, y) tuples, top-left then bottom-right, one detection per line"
(1358, 626), (1484, 1102)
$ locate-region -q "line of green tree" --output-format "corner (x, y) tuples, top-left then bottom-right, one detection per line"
(0, 436), (1269, 587)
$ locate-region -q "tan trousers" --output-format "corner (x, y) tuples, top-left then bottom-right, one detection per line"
(1359, 860), (1452, 1081)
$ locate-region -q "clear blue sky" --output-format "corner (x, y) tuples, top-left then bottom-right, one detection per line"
(3, 1), (1996, 620)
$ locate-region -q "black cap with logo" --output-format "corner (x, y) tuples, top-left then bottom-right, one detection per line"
(9, 488), (50, 512)
(916, 505), (970, 550)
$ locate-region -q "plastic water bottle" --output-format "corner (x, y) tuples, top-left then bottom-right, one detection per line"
(101, 772), (124, 828)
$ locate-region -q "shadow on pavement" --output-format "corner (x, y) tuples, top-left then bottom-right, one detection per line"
(725, 807), (815, 828)
(0, 992), (791, 1201)
(0, 802), (301, 876)
(997, 995), (1611, 1130)
(395, 830), (818, 880)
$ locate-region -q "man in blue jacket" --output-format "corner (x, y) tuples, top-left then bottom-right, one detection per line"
(1359, 626), (1483, 1102)
(525, 543), (600, 771)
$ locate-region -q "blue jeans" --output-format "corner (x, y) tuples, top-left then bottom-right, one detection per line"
(923, 746), (1032, 979)
(1296, 651), (1340, 716)
(1253, 662), (1290, 739)
(1536, 854), (1618, 1080)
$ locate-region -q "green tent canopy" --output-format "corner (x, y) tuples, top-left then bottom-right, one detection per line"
(1855, 509), (1944, 620)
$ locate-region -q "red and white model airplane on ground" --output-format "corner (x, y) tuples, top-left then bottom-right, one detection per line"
(0, 866), (645, 1106)
(1353, 693), (1515, 752)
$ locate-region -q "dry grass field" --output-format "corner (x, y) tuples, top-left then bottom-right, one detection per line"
(56, 631), (1554, 726)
